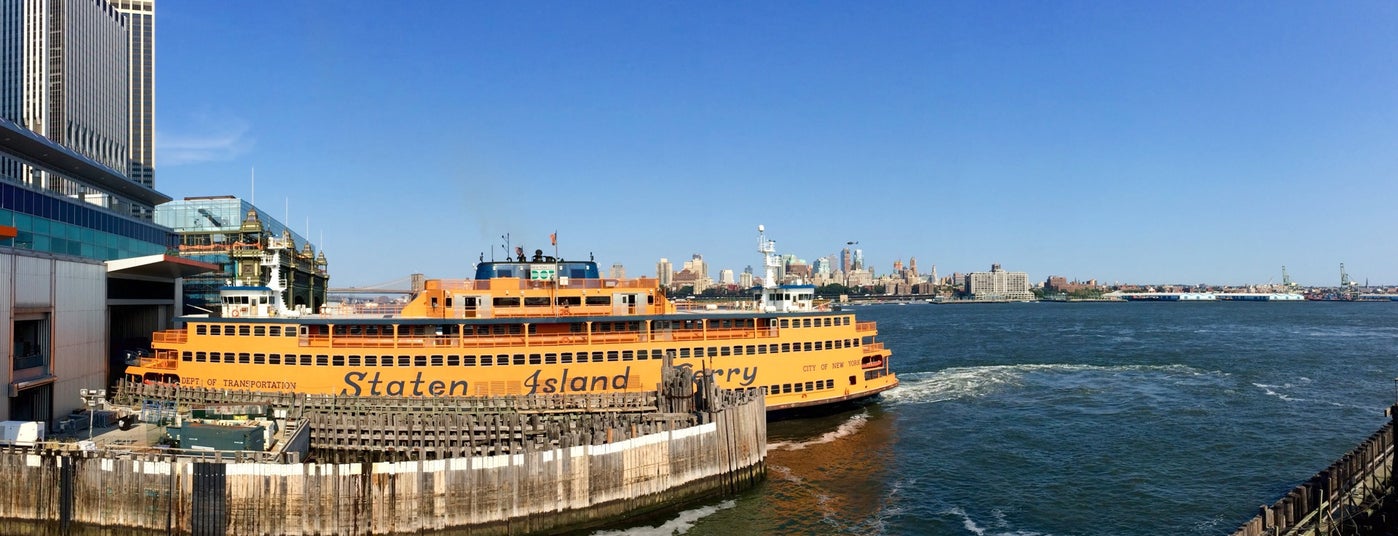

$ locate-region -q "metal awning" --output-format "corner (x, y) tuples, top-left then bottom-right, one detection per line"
(106, 254), (220, 279)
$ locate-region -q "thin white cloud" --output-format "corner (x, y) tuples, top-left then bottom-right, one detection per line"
(157, 111), (255, 166)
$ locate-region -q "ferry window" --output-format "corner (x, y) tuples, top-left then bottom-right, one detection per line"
(679, 348), (690, 358)
(269, 326), (281, 337)
(401, 356), (413, 367)
(746, 345), (756, 354)
(794, 383), (804, 393)
(557, 296), (582, 307)
(805, 381), (814, 392)
(592, 351), (604, 363)
(210, 352), (221, 363)
(289, 328), (299, 337)
(585, 296), (610, 306)
(480, 355), (492, 367)
(574, 352), (587, 363)
(448, 355), (460, 366)
(364, 355), (378, 366)
(492, 325), (506, 335)
(211, 325), (222, 336)
(316, 355), (328, 366)
(597, 323), (611, 333)
(181, 351), (192, 362)
(622, 350), (633, 361)
(508, 325), (522, 335)
(569, 323), (584, 333)
(254, 326), (266, 336)
(849, 375), (857, 386)
(757, 345), (767, 355)
(497, 355), (509, 366)
(803, 319), (812, 328)
(195, 352), (207, 363)
(652, 349), (665, 360)
(238, 353), (251, 364)
(607, 351), (620, 362)
(804, 342), (813, 352)
(720, 347), (731, 357)
(707, 347), (718, 357)
(561, 352), (573, 364)
(253, 353), (266, 365)
(463, 355), (476, 366)
(824, 318), (833, 327)
(196, 325), (207, 336)
(270, 354), (281, 365)
(544, 353), (556, 365)
(782, 384), (791, 394)
(430, 355), (443, 366)
(332, 355), (345, 367)
(239, 326), (251, 336)
(835, 340), (844, 349)
(527, 325), (536, 335)
(721, 320), (732, 329)
(347, 355), (361, 366)
(781, 343), (791, 353)
(529, 354), (542, 365)
(780, 319), (789, 328)
(494, 297), (520, 307)
(512, 354), (525, 365)
(524, 297), (549, 307)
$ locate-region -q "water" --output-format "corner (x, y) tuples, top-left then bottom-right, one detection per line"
(596, 302), (1398, 535)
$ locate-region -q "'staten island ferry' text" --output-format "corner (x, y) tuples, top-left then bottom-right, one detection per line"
(125, 226), (898, 412)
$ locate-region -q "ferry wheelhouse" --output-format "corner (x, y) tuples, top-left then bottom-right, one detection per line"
(124, 227), (898, 412)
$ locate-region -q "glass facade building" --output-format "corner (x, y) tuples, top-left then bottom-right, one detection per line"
(0, 180), (172, 258)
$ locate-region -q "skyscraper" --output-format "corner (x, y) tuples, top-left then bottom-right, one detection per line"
(656, 257), (673, 287)
(0, 0), (154, 216)
(113, 0), (155, 188)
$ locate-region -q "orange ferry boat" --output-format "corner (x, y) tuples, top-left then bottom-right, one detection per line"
(123, 227), (898, 412)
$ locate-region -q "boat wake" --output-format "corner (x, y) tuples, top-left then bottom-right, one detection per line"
(884, 363), (1214, 406)
(944, 506), (1055, 536)
(587, 499), (736, 536)
(768, 411), (868, 451)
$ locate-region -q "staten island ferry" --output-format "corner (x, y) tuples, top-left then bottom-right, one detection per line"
(123, 226), (898, 412)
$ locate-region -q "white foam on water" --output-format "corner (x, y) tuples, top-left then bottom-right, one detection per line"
(1253, 383), (1303, 402)
(943, 506), (1054, 536)
(885, 363), (1213, 406)
(768, 411), (868, 451)
(586, 499), (736, 536)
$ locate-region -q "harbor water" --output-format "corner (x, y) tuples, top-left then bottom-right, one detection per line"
(596, 301), (1398, 535)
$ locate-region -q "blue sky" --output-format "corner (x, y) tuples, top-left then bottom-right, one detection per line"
(155, 2), (1397, 287)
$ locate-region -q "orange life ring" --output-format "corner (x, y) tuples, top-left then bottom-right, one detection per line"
(231, 309), (240, 318)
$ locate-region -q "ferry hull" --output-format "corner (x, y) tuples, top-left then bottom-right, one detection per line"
(125, 312), (899, 413)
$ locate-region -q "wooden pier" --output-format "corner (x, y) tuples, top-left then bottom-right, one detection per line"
(1230, 405), (1396, 536)
(0, 361), (766, 535)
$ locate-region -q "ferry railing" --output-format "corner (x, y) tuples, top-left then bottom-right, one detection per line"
(300, 325), (777, 350)
(862, 342), (885, 356)
(151, 330), (187, 344)
(132, 355), (180, 370)
(434, 278), (663, 292)
(855, 321), (877, 333)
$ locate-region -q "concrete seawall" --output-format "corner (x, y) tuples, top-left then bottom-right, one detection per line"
(0, 390), (765, 535)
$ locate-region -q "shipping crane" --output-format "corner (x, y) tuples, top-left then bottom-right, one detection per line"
(1340, 263), (1359, 299)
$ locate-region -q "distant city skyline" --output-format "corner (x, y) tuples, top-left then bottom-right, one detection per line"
(152, 3), (1398, 287)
